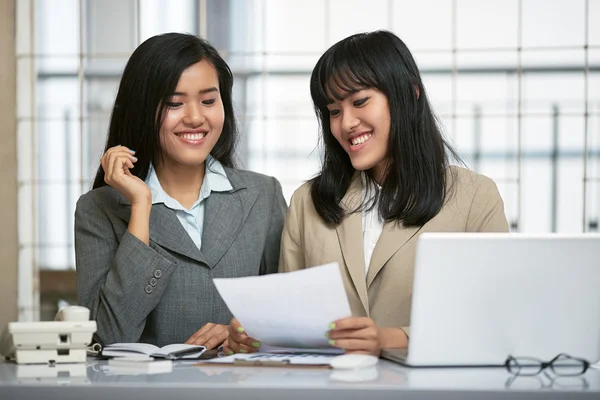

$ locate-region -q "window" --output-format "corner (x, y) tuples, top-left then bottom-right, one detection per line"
(16, 0), (600, 320)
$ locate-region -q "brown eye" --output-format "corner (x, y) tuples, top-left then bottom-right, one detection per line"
(353, 97), (369, 107)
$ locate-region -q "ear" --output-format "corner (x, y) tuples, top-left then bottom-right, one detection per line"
(413, 84), (420, 99)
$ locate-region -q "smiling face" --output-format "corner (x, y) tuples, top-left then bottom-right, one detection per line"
(158, 59), (225, 171)
(326, 87), (391, 182)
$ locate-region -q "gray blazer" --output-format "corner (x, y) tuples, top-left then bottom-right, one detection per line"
(75, 167), (287, 347)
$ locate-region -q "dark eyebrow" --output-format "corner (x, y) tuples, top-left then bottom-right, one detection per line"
(326, 88), (361, 105)
(172, 87), (219, 96)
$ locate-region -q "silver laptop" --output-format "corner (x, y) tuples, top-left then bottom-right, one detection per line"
(382, 233), (600, 367)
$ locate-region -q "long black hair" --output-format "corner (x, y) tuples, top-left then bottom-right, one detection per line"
(309, 30), (460, 227)
(92, 33), (237, 189)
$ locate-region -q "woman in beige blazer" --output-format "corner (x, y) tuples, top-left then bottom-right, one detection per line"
(227, 30), (509, 356)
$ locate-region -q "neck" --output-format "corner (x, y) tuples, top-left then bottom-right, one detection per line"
(154, 162), (206, 209)
(368, 163), (387, 186)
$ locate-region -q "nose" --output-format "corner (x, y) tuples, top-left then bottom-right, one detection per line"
(182, 103), (205, 127)
(341, 109), (359, 133)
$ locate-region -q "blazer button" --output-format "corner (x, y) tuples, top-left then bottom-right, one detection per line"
(150, 277), (158, 287)
(154, 270), (162, 279)
(145, 285), (153, 294)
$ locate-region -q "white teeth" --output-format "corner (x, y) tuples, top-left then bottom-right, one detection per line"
(350, 133), (372, 146)
(179, 133), (206, 140)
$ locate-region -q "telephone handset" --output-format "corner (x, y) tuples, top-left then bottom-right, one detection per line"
(54, 305), (91, 322)
(3, 306), (97, 364)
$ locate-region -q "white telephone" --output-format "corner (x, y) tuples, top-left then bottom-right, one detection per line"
(3, 306), (97, 365)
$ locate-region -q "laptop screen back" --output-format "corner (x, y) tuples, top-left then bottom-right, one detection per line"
(406, 233), (600, 367)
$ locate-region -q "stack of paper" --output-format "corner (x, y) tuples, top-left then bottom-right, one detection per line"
(206, 352), (335, 366)
(213, 262), (351, 353)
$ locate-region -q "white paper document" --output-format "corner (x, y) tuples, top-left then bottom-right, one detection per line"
(206, 352), (335, 366)
(213, 263), (352, 351)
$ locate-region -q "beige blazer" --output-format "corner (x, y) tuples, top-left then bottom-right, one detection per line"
(278, 166), (509, 337)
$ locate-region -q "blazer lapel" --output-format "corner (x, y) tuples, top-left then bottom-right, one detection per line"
(200, 169), (259, 269)
(366, 221), (421, 289)
(335, 174), (369, 314)
(116, 195), (207, 264)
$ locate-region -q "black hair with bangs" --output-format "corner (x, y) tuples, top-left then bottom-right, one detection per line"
(309, 30), (460, 227)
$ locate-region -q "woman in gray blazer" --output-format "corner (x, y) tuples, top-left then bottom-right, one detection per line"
(75, 33), (286, 348)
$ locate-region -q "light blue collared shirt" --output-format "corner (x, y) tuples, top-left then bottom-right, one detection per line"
(145, 156), (233, 249)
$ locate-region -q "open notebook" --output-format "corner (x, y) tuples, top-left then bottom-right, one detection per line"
(102, 343), (206, 359)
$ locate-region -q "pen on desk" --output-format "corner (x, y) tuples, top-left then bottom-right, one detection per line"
(165, 347), (205, 359)
(233, 359), (291, 367)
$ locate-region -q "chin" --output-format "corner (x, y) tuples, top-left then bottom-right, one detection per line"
(350, 160), (376, 172)
(176, 156), (210, 167)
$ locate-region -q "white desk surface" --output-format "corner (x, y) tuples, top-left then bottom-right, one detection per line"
(1, 358), (599, 399)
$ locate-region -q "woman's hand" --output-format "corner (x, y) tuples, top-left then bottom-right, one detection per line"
(326, 317), (384, 356)
(185, 323), (229, 350)
(327, 317), (409, 356)
(101, 145), (151, 206)
(223, 318), (261, 355)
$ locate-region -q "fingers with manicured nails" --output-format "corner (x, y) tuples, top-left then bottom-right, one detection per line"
(103, 149), (136, 186)
(99, 145), (150, 204)
(200, 328), (229, 350)
(227, 339), (255, 355)
(329, 317), (374, 331)
(229, 318), (260, 348)
(227, 318), (260, 354)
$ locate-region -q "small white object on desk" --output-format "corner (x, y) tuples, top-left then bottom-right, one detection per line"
(329, 354), (379, 369)
(107, 357), (173, 375)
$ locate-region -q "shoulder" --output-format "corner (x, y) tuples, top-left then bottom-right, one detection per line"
(285, 181), (320, 224)
(447, 165), (500, 198)
(289, 180), (313, 207)
(223, 167), (283, 196)
(444, 166), (504, 219)
(76, 186), (122, 213)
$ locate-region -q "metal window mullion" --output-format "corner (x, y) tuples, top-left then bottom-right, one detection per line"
(261, 0), (267, 172)
(515, 0), (523, 232)
(451, 0), (457, 143)
(387, 0), (393, 31)
(136, 0), (141, 45)
(199, 0), (207, 38)
(78, 0), (85, 211)
(29, 0), (39, 321)
(583, 0), (590, 232)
